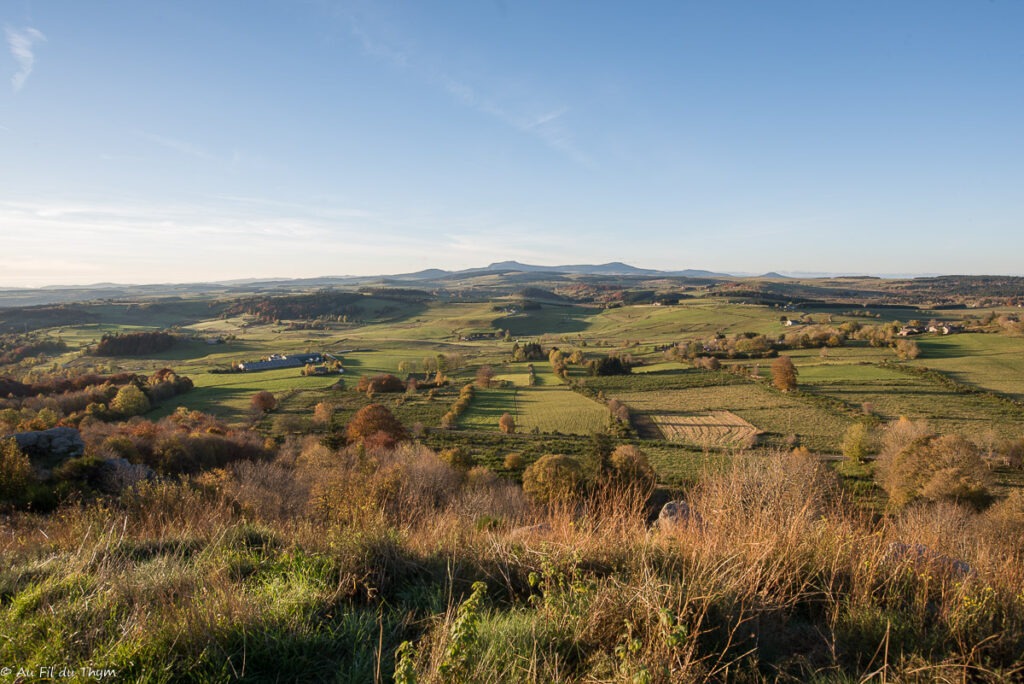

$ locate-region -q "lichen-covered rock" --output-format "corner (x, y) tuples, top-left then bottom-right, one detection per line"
(657, 500), (702, 531)
(11, 427), (85, 461)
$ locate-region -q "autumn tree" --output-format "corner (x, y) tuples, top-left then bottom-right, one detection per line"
(499, 412), (515, 434)
(877, 433), (992, 508)
(250, 391), (277, 414)
(771, 356), (798, 392)
(841, 421), (872, 463)
(346, 403), (408, 447)
(894, 339), (921, 360)
(312, 402), (335, 427)
(476, 365), (495, 389)
(110, 384), (151, 417)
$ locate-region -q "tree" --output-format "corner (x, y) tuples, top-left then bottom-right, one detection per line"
(250, 391), (277, 414)
(894, 339), (921, 360)
(522, 454), (584, 505)
(476, 365), (495, 389)
(312, 402), (335, 426)
(589, 355), (632, 376)
(110, 384), (151, 417)
(346, 403), (408, 446)
(499, 412), (516, 434)
(841, 422), (872, 463)
(440, 447), (475, 472)
(877, 433), (992, 508)
(771, 356), (798, 392)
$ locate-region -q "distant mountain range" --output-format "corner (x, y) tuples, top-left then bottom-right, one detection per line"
(0, 262), (957, 309)
(395, 261), (731, 279)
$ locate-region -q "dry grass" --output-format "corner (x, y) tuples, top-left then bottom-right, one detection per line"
(1, 446), (1022, 682)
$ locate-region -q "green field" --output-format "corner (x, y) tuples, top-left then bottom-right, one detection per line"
(458, 364), (609, 435)
(911, 333), (1024, 400)
(11, 291), (1024, 462)
(610, 381), (852, 452)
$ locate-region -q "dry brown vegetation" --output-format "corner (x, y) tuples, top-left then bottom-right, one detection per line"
(2, 443), (1022, 682)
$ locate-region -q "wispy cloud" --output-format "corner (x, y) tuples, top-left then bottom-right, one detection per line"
(137, 131), (217, 161)
(5, 25), (45, 92)
(346, 15), (588, 163)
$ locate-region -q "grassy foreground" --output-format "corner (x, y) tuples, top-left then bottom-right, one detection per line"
(2, 445), (1022, 682)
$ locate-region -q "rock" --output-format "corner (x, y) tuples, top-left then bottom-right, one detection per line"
(658, 500), (702, 531)
(11, 427), (85, 461)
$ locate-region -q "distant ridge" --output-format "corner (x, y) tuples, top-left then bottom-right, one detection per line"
(485, 260), (664, 275)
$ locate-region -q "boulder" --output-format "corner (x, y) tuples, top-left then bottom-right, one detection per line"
(658, 499), (702, 531)
(11, 427), (85, 461)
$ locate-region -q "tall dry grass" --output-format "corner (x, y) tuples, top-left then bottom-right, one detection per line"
(1, 444), (1022, 682)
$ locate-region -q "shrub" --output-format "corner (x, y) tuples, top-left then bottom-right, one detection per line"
(110, 384), (151, 417)
(346, 403), (408, 446)
(894, 338), (921, 360)
(502, 452), (524, 470)
(877, 433), (993, 508)
(608, 445), (655, 488)
(440, 447), (476, 472)
(589, 356), (632, 376)
(841, 421), (872, 463)
(522, 454), (584, 505)
(250, 391), (277, 414)
(356, 374), (406, 394)
(498, 413), (515, 434)
(0, 437), (35, 507)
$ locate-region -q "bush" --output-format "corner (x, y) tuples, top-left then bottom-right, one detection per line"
(250, 391), (277, 414)
(841, 421), (872, 463)
(0, 437), (35, 507)
(346, 403), (408, 447)
(589, 356), (632, 376)
(522, 454), (584, 505)
(110, 384), (151, 417)
(356, 374), (406, 394)
(498, 413), (515, 434)
(440, 447), (476, 472)
(503, 453), (524, 470)
(877, 433), (993, 509)
(608, 445), (655, 488)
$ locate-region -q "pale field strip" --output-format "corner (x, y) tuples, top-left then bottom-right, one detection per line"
(651, 410), (761, 447)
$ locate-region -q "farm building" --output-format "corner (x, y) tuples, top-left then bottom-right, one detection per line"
(237, 353), (323, 372)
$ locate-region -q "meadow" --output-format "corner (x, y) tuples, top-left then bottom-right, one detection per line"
(3, 283), (1024, 681)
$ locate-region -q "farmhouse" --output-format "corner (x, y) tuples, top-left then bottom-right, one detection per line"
(237, 352), (323, 372)
(927, 324), (963, 335)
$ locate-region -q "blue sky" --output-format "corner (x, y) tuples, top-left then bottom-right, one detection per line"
(2, 1), (1023, 286)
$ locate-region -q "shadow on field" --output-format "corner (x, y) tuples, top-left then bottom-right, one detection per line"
(157, 386), (254, 421)
(467, 389), (516, 423)
(917, 337), (970, 359)
(494, 305), (590, 336)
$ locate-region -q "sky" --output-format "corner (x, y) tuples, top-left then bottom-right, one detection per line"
(2, 1), (1023, 286)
